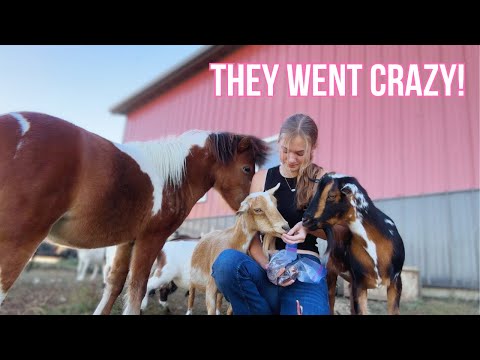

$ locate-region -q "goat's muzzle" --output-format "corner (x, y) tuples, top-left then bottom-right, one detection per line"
(282, 224), (290, 232)
(302, 215), (318, 231)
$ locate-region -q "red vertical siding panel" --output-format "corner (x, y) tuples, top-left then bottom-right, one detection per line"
(468, 46), (479, 189)
(345, 46), (366, 180)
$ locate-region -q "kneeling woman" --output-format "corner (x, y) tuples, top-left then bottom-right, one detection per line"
(212, 113), (349, 315)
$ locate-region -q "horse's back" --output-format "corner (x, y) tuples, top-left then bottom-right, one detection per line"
(0, 112), (83, 179)
(0, 113), (86, 228)
(0, 112), (152, 248)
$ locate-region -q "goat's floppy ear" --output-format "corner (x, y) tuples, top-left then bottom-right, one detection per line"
(236, 198), (250, 215)
(266, 182), (281, 195)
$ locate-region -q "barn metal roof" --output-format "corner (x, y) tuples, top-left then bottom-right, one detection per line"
(110, 45), (242, 115)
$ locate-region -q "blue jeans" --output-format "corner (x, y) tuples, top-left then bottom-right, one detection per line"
(212, 249), (330, 315)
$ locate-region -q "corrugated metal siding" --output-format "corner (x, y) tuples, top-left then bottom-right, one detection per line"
(376, 190), (479, 289)
(123, 45), (479, 220)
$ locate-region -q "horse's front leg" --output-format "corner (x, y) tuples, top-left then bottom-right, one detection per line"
(0, 233), (45, 306)
(94, 242), (133, 315)
(123, 235), (168, 315)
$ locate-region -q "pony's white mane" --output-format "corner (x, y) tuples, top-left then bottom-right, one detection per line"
(125, 130), (211, 188)
(113, 130), (211, 216)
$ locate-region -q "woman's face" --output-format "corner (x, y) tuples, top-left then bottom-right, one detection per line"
(279, 135), (308, 175)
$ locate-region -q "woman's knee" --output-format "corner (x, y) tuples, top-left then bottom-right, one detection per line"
(211, 249), (246, 285)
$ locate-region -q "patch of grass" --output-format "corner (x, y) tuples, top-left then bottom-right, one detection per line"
(401, 298), (479, 315)
(58, 258), (79, 271)
(3, 263), (478, 315)
(26, 257), (78, 272)
(47, 285), (100, 315)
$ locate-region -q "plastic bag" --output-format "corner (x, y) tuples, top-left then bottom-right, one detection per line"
(266, 246), (327, 285)
(293, 257), (327, 284)
(266, 245), (297, 285)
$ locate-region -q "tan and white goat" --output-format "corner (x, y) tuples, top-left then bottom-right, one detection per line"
(189, 183), (290, 315)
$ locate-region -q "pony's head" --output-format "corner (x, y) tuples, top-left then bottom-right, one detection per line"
(206, 133), (269, 211)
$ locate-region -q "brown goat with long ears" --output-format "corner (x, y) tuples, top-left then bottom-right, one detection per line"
(302, 173), (405, 315)
(188, 183), (290, 315)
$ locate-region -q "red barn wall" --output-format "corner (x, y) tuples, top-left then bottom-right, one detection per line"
(123, 45), (479, 220)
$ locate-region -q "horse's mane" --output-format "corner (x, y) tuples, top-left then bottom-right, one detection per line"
(206, 132), (269, 167)
(123, 131), (269, 190)
(124, 130), (210, 189)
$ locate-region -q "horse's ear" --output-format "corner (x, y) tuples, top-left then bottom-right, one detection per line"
(237, 136), (251, 153)
(267, 182), (281, 195)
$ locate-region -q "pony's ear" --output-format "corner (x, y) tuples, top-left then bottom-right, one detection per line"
(267, 182), (281, 195)
(236, 198), (250, 215)
(237, 136), (251, 153)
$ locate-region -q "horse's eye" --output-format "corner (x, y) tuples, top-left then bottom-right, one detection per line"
(253, 208), (263, 213)
(242, 166), (251, 174)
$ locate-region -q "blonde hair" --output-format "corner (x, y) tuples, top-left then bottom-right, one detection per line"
(279, 113), (323, 210)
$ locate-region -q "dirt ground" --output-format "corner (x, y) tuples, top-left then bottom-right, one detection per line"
(0, 259), (478, 315)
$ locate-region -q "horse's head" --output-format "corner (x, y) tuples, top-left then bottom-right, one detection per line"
(206, 132), (269, 211)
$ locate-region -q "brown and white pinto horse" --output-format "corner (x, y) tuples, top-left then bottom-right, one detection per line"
(0, 112), (268, 314)
(302, 173), (405, 315)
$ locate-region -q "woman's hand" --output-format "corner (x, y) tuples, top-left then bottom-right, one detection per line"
(281, 221), (307, 245)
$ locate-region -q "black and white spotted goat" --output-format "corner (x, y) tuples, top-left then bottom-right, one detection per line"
(302, 172), (405, 315)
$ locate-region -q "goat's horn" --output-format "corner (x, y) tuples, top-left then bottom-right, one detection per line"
(268, 182), (281, 194)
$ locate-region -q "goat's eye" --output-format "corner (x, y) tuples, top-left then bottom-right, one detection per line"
(327, 194), (336, 201)
(253, 208), (263, 214)
(242, 166), (251, 174)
